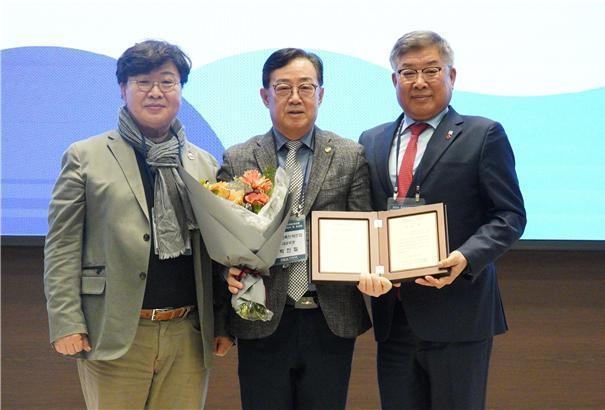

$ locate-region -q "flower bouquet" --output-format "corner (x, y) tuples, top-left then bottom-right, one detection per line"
(178, 166), (290, 321)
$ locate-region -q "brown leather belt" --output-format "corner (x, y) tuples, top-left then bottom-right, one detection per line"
(140, 305), (196, 321)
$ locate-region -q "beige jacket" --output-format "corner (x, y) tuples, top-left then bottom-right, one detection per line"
(44, 130), (225, 365)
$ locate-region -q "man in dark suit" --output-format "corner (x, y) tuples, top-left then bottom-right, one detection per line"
(221, 48), (392, 410)
(359, 31), (526, 409)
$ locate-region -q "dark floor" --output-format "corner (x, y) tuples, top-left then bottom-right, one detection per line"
(2, 247), (604, 409)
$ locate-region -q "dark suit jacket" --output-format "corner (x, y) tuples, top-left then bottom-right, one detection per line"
(359, 107), (526, 343)
(218, 128), (372, 340)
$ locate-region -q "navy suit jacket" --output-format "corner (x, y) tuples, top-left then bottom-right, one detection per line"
(359, 107), (526, 343)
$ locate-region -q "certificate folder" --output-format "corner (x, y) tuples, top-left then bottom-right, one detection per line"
(311, 203), (449, 283)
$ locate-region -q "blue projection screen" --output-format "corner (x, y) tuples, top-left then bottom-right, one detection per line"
(2, 0), (604, 244)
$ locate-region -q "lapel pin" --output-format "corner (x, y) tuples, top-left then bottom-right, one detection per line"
(325, 146), (332, 153)
(445, 130), (453, 140)
(187, 151), (195, 160)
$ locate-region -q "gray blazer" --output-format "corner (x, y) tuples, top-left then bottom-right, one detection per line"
(218, 128), (373, 339)
(44, 130), (227, 366)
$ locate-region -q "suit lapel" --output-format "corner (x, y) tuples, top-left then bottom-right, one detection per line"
(413, 107), (464, 190)
(376, 114), (404, 197)
(253, 131), (279, 173)
(303, 128), (333, 215)
(182, 142), (196, 176)
(180, 141), (214, 181)
(106, 132), (149, 221)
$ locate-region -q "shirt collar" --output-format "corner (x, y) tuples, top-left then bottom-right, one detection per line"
(273, 127), (315, 152)
(402, 106), (449, 132)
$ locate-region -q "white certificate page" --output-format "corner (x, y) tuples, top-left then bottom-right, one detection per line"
(388, 212), (439, 271)
(318, 219), (370, 274)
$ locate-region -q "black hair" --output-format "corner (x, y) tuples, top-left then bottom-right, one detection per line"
(116, 40), (192, 85)
(262, 48), (323, 88)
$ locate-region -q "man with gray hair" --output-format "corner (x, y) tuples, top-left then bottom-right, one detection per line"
(359, 31), (526, 409)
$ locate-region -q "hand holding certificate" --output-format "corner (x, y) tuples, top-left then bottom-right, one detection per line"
(311, 203), (450, 283)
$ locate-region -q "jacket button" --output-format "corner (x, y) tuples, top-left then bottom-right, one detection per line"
(139, 272), (147, 280)
(143, 234), (150, 241)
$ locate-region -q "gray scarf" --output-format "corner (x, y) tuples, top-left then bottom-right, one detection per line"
(118, 106), (196, 259)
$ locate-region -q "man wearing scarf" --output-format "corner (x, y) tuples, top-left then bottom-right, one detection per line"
(44, 40), (232, 409)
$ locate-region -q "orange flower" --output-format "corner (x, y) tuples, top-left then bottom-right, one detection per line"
(228, 189), (245, 206)
(240, 169), (273, 193)
(206, 181), (231, 199)
(244, 192), (270, 206)
(201, 167), (276, 214)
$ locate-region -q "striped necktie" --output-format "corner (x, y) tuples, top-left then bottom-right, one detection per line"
(284, 140), (308, 301)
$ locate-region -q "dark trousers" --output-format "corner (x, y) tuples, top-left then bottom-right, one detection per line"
(377, 303), (493, 410)
(238, 305), (356, 410)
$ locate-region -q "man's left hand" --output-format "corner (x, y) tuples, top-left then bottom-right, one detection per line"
(213, 336), (234, 357)
(415, 250), (468, 289)
(357, 272), (393, 297)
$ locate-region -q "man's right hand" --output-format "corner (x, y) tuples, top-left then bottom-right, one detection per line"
(53, 333), (91, 355)
(227, 267), (245, 294)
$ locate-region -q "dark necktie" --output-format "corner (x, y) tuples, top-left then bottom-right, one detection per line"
(397, 122), (430, 199)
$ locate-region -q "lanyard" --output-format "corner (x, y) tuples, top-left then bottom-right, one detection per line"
(293, 150), (312, 216)
(393, 119), (407, 199)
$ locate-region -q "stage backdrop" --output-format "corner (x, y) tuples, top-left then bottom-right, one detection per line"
(2, 0), (604, 241)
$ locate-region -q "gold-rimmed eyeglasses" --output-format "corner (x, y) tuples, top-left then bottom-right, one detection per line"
(272, 83), (319, 99)
(396, 66), (443, 83)
(128, 78), (180, 93)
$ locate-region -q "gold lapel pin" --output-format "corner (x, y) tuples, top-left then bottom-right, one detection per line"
(325, 146), (332, 153)
(445, 130), (453, 140)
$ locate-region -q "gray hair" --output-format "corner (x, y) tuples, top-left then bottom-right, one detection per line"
(389, 31), (454, 70)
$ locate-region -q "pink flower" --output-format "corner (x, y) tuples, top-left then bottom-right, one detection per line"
(240, 169), (273, 193)
(244, 192), (270, 206)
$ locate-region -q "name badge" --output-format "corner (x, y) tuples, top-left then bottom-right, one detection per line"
(275, 217), (307, 265)
(387, 197), (426, 210)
